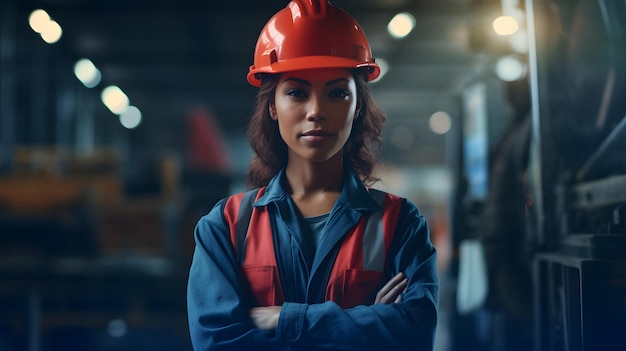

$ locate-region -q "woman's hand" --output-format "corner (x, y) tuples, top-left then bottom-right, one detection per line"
(249, 273), (406, 330)
(375, 272), (408, 304)
(250, 306), (282, 330)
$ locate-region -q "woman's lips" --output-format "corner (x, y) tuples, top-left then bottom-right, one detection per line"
(301, 130), (332, 143)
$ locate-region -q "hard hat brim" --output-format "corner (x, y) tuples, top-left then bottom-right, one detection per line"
(247, 56), (380, 87)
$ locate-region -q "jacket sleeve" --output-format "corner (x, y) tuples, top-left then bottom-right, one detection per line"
(276, 199), (439, 351)
(186, 198), (289, 351)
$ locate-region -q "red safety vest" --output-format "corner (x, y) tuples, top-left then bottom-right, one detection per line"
(224, 187), (403, 309)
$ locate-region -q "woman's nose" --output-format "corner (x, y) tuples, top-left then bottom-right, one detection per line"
(306, 94), (326, 121)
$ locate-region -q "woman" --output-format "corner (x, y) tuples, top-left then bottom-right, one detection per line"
(187, 1), (439, 350)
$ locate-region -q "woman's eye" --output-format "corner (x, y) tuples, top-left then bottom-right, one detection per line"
(286, 89), (306, 98)
(330, 89), (349, 99)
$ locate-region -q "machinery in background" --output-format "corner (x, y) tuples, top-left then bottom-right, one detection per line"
(0, 147), (120, 257)
(0, 145), (231, 351)
(526, 0), (626, 349)
(451, 0), (626, 350)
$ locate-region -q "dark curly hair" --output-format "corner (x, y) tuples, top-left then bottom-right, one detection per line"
(245, 69), (386, 188)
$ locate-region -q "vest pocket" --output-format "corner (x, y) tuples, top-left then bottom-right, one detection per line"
(241, 265), (283, 307)
(342, 269), (384, 308)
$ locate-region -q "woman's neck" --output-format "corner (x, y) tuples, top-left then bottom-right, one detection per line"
(284, 157), (344, 217)
(285, 157), (344, 195)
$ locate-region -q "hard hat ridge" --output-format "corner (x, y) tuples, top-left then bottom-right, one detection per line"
(290, 0), (328, 19)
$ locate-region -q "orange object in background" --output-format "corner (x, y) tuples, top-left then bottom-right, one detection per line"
(0, 147), (122, 214)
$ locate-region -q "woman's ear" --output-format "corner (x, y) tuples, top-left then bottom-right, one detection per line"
(269, 102), (277, 120)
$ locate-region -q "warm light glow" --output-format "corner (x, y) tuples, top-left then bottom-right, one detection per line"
(492, 16), (519, 36)
(495, 55), (526, 82)
(429, 111), (452, 135)
(40, 20), (62, 43)
(29, 9), (50, 33)
(119, 105), (142, 129)
(101, 86), (130, 115)
(74, 58), (101, 88)
(387, 12), (415, 39)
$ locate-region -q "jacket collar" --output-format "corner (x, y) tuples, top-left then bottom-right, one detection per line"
(254, 167), (381, 213)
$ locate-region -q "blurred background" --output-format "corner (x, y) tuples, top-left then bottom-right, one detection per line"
(1, 0), (625, 350)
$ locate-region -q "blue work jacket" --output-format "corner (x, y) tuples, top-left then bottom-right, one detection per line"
(187, 168), (439, 351)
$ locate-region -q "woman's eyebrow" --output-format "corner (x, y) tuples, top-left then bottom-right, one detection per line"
(283, 77), (349, 87)
(284, 77), (310, 86)
(324, 78), (349, 87)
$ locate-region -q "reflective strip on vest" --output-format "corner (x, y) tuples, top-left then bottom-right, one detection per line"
(224, 188), (402, 308)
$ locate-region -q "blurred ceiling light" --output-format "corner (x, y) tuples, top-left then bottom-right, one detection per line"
(107, 319), (128, 338)
(101, 85), (130, 115)
(492, 15), (519, 36)
(74, 58), (101, 88)
(509, 29), (528, 53)
(119, 105), (142, 129)
(429, 111), (452, 135)
(40, 19), (63, 43)
(28, 9), (50, 33)
(370, 57), (389, 83)
(495, 55), (526, 82)
(387, 12), (415, 39)
(29, 9), (63, 44)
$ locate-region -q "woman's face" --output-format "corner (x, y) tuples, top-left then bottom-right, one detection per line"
(270, 68), (360, 164)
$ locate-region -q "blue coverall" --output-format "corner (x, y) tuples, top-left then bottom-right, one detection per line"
(187, 168), (439, 351)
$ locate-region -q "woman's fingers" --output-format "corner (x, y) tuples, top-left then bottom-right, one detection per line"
(375, 272), (408, 304)
(249, 306), (282, 330)
(376, 272), (404, 299)
(394, 287), (408, 303)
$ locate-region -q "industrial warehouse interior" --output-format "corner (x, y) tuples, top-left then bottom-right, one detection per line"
(1, 0), (625, 350)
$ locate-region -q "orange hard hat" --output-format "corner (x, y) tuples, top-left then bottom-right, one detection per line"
(247, 0), (380, 87)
